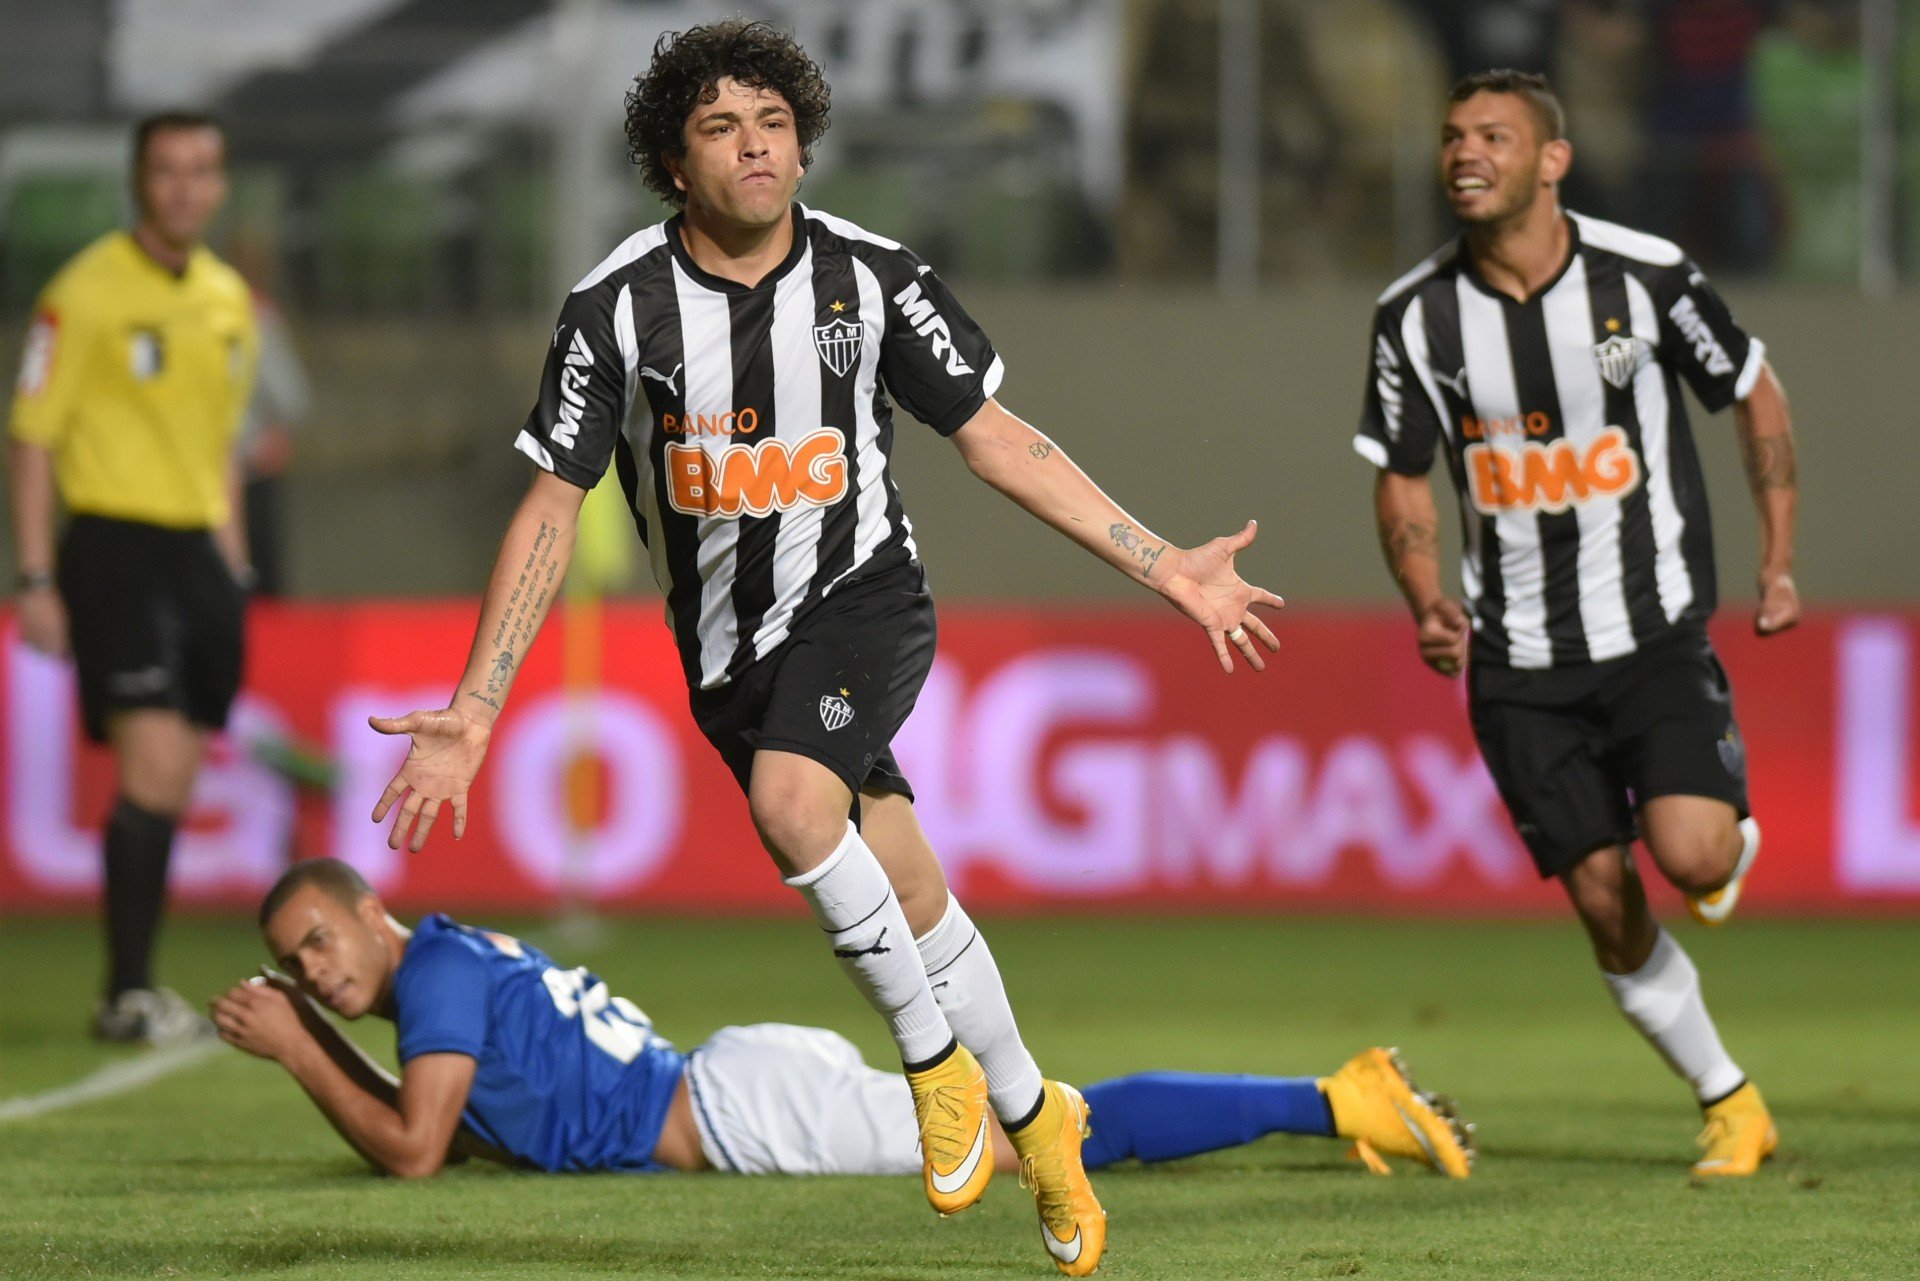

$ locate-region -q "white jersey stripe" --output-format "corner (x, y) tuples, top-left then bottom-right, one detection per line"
(752, 243), (824, 658)
(1401, 296), (1483, 602)
(1457, 276), (1551, 668)
(843, 256), (894, 582)
(672, 260), (743, 687)
(1624, 272), (1696, 623)
(1541, 258), (1635, 661)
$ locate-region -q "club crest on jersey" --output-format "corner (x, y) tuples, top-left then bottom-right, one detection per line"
(819, 691), (854, 732)
(814, 316), (863, 378)
(1592, 334), (1641, 389)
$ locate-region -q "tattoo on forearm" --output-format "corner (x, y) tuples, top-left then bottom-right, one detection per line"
(1108, 522), (1166, 578)
(1739, 432), (1797, 493)
(1028, 440), (1055, 460)
(473, 520), (564, 709)
(1377, 515), (1439, 582)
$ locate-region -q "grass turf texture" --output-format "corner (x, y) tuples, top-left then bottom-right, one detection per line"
(1, 915), (1915, 1279)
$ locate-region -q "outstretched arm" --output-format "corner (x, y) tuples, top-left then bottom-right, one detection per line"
(950, 399), (1284, 672)
(369, 469), (586, 850)
(1374, 470), (1468, 677)
(1733, 362), (1799, 636)
(211, 979), (476, 1178)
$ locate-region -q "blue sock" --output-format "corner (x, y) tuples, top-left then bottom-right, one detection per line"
(1079, 1073), (1336, 1170)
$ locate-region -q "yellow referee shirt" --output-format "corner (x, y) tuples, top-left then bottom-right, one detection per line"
(10, 232), (258, 530)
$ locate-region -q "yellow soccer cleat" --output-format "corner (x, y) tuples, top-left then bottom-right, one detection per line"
(1688, 817), (1761, 927)
(905, 1043), (993, 1215)
(1011, 1081), (1108, 1277)
(1692, 1082), (1778, 1178)
(1318, 1047), (1475, 1179)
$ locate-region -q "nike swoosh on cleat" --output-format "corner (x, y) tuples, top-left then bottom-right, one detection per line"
(1043, 1226), (1083, 1265)
(929, 1114), (989, 1196)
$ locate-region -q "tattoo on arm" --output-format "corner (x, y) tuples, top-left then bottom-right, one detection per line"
(1377, 515), (1439, 581)
(1108, 522), (1166, 578)
(1739, 432), (1797, 493)
(471, 520), (563, 710)
(1028, 440), (1055, 460)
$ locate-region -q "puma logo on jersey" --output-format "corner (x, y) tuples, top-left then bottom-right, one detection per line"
(833, 927), (891, 959)
(665, 427), (849, 518)
(1432, 365), (1470, 400)
(553, 329), (595, 448)
(1667, 295), (1734, 377)
(1465, 427), (1641, 514)
(640, 363), (682, 395)
(891, 280), (974, 377)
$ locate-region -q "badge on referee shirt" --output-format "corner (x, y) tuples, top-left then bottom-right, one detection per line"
(814, 316), (862, 378)
(129, 327), (165, 380)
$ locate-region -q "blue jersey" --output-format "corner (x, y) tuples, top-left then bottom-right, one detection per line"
(391, 914), (686, 1172)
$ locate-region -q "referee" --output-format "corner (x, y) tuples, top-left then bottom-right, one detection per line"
(8, 113), (258, 1044)
(1355, 72), (1799, 1178)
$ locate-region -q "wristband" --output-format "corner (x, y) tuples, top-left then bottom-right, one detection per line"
(15, 571), (53, 593)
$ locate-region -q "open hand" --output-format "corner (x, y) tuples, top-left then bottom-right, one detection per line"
(1756, 569), (1799, 637)
(1157, 520), (1285, 673)
(369, 707), (491, 852)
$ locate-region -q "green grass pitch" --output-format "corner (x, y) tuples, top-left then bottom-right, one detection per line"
(2, 914), (1916, 1279)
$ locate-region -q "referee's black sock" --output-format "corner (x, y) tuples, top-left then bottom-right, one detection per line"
(103, 799), (178, 1000)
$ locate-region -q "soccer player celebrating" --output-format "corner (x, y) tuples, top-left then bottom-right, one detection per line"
(365, 21), (1282, 1273)
(1354, 71), (1798, 1177)
(8, 113), (258, 1044)
(213, 860), (1473, 1187)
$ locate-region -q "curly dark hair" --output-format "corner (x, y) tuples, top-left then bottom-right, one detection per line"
(624, 20), (831, 208)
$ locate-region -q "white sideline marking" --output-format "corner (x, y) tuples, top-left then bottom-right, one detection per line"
(0, 1040), (221, 1122)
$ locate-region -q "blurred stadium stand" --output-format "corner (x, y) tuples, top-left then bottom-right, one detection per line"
(0, 0), (1915, 601)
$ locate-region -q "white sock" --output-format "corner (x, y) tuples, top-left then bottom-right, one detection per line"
(1602, 927), (1746, 1103)
(785, 823), (954, 1067)
(916, 896), (1046, 1125)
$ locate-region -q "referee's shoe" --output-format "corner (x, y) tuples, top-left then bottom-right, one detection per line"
(95, 987), (213, 1046)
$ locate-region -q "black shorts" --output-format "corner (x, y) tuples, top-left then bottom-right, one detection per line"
(59, 515), (246, 744)
(688, 560), (936, 805)
(1468, 626), (1751, 879)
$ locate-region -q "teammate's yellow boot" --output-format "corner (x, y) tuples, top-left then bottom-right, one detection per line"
(1318, 1047), (1475, 1178)
(905, 1043), (993, 1215)
(1009, 1081), (1107, 1276)
(1692, 1082), (1778, 1177)
(1687, 817), (1760, 926)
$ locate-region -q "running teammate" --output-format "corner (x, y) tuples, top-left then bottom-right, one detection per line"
(214, 859), (1472, 1186)
(8, 112), (258, 1044)
(1354, 71), (1798, 1177)
(365, 23), (1282, 1275)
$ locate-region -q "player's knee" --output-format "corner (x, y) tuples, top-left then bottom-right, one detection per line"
(748, 781), (849, 871)
(1656, 828), (1739, 895)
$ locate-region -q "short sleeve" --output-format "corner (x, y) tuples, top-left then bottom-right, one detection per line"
(876, 251), (1004, 436)
(9, 283), (89, 447)
(394, 934), (491, 1063)
(1353, 304), (1441, 476)
(515, 284), (630, 489)
(1654, 258), (1764, 412)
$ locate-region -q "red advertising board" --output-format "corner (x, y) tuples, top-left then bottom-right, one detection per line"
(2, 604), (1917, 916)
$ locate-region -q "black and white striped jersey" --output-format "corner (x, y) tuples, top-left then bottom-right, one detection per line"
(1354, 212), (1766, 670)
(516, 204), (1003, 689)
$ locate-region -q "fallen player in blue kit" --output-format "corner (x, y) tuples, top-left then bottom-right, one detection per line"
(214, 860), (1474, 1183)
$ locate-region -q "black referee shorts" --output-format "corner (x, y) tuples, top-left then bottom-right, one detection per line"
(1468, 625), (1752, 879)
(689, 559), (936, 807)
(59, 515), (246, 744)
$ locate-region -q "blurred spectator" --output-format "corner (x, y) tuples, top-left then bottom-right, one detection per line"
(1635, 0), (1785, 272)
(1121, 0), (1344, 280)
(1754, 1), (1865, 281)
(1404, 0), (1566, 79)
